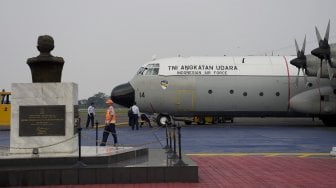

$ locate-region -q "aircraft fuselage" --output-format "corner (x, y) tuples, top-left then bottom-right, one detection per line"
(112, 56), (336, 125)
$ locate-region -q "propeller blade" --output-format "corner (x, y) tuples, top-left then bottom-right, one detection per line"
(327, 61), (334, 80)
(302, 68), (308, 84)
(324, 19), (330, 41)
(295, 39), (299, 54)
(295, 68), (300, 87)
(291, 36), (308, 85)
(315, 26), (322, 44)
(316, 62), (322, 84)
(311, 21), (331, 75)
(302, 35), (306, 54)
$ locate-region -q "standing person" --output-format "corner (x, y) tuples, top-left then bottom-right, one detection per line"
(128, 106), (134, 127)
(131, 102), (140, 130)
(86, 102), (95, 128)
(100, 99), (118, 146)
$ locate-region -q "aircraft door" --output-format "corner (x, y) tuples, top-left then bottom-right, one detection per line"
(176, 90), (194, 112)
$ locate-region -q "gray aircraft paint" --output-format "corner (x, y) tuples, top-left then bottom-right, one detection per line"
(129, 56), (334, 117)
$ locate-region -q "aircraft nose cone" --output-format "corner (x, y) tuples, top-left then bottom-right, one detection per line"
(111, 82), (135, 108)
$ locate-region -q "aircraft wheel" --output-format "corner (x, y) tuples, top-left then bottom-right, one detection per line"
(321, 117), (336, 127)
(197, 117), (205, 125)
(184, 120), (192, 125)
(157, 114), (171, 126)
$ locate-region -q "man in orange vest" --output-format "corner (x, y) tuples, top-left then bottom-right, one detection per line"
(100, 99), (118, 146)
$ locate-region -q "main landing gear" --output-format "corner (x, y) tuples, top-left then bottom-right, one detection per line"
(320, 116), (336, 127)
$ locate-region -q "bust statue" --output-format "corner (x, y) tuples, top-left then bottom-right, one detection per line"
(27, 35), (64, 82)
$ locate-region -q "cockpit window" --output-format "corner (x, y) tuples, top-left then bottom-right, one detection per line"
(137, 63), (160, 76)
(137, 67), (146, 75)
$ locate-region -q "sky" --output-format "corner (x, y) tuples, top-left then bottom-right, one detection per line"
(1, 0), (336, 99)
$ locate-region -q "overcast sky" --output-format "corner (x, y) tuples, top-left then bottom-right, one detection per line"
(1, 0), (336, 99)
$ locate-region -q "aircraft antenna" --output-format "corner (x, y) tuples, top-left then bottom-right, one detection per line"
(152, 54), (157, 61)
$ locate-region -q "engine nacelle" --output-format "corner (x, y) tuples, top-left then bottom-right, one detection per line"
(290, 86), (336, 115)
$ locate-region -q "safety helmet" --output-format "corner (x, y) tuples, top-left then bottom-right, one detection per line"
(106, 99), (113, 104)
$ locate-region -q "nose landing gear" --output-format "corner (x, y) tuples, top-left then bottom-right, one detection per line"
(156, 114), (171, 126)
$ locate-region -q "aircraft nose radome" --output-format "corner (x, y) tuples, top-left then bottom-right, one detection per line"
(111, 82), (135, 108)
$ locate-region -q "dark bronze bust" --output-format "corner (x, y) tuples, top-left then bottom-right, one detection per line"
(27, 35), (64, 82)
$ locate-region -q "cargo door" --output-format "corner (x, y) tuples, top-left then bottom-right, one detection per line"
(176, 90), (194, 112)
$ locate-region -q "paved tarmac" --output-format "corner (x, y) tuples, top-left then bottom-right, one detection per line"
(2, 117), (336, 188)
(1, 117), (335, 154)
(77, 117), (336, 154)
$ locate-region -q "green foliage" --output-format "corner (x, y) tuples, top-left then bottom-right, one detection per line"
(87, 92), (109, 108)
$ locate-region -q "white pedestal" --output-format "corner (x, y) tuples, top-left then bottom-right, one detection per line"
(10, 83), (78, 154)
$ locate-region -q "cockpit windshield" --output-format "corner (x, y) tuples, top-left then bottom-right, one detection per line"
(136, 63), (160, 75)
(136, 67), (146, 75)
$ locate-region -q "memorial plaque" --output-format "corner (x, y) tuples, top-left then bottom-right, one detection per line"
(19, 105), (65, 136)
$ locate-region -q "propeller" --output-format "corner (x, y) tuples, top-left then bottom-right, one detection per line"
(311, 20), (334, 80)
(290, 36), (307, 87)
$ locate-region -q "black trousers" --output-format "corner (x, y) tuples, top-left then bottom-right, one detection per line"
(100, 123), (118, 146)
(128, 115), (133, 127)
(131, 114), (139, 130)
(86, 113), (94, 128)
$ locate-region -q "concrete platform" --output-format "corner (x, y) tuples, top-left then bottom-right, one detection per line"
(0, 147), (198, 187)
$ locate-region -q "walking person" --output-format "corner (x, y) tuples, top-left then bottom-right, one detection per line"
(100, 99), (118, 146)
(86, 102), (95, 128)
(131, 102), (140, 130)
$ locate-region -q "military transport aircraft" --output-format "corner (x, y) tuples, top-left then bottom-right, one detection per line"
(111, 21), (336, 126)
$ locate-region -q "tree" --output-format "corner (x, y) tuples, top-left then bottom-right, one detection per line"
(78, 99), (88, 109)
(87, 92), (109, 108)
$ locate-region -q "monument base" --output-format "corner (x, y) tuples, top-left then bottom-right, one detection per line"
(10, 83), (78, 154)
(0, 147), (198, 186)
